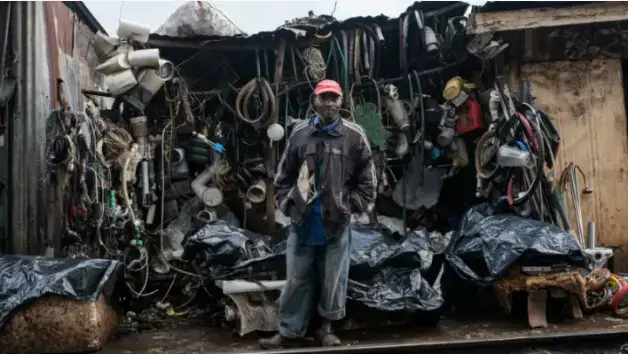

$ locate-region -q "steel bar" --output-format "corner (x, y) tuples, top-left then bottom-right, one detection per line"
(244, 328), (628, 354)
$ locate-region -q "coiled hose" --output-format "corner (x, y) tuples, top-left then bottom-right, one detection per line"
(235, 78), (276, 126)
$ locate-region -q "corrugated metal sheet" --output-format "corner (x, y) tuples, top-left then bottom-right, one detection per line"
(10, 1), (51, 255)
(44, 1), (104, 111)
(8, 2), (104, 255)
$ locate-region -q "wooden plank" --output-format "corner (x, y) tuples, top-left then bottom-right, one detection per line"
(518, 59), (628, 247)
(469, 2), (628, 34)
(522, 21), (628, 62)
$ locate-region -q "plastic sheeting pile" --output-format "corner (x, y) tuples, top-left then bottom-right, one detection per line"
(446, 203), (590, 286)
(0, 204), (592, 327)
(0, 255), (121, 327)
(183, 221), (445, 313)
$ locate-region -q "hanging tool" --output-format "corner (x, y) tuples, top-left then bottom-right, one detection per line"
(558, 163), (592, 246)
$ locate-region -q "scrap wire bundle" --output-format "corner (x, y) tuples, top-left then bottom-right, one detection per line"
(97, 126), (133, 167)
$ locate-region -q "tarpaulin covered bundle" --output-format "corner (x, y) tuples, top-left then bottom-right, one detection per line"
(155, 1), (244, 37)
(183, 221), (444, 312)
(0, 255), (121, 327)
(445, 203), (589, 286)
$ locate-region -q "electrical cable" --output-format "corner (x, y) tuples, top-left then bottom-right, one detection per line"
(413, 70), (426, 185)
(124, 246), (159, 298)
(159, 273), (178, 303)
(121, 144), (139, 228)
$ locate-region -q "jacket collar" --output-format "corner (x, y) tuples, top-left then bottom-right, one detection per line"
(309, 115), (343, 136)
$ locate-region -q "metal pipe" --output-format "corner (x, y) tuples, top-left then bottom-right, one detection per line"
(586, 221), (596, 249)
(570, 166), (585, 246)
(81, 89), (113, 97)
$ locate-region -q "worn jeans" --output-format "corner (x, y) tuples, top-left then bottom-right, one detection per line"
(278, 225), (351, 339)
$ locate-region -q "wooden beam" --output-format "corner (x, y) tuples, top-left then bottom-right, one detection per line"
(469, 2), (628, 34)
(519, 21), (628, 62)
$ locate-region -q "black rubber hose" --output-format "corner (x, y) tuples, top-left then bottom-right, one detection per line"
(235, 77), (276, 126)
(413, 70), (426, 186)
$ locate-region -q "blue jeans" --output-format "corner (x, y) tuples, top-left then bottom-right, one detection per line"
(278, 225), (351, 339)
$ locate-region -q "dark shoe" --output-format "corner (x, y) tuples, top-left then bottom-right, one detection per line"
(259, 333), (289, 350)
(316, 327), (342, 347)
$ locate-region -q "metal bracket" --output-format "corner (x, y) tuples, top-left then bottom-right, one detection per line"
(583, 247), (613, 270)
(217, 280), (285, 337)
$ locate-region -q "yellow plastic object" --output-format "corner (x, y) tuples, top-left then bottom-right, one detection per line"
(166, 307), (189, 317)
(443, 77), (476, 101)
(443, 77), (464, 101)
(608, 276), (622, 292)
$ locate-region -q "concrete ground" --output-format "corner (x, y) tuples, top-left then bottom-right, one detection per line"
(99, 314), (628, 354)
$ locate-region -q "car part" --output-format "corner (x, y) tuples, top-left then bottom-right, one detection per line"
(217, 279), (285, 336)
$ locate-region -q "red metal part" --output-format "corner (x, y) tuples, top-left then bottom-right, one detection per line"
(456, 94), (484, 135)
(610, 282), (628, 317)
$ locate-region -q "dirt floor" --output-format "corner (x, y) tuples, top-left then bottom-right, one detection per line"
(99, 314), (628, 354)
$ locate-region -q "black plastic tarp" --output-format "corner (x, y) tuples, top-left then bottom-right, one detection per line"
(445, 203), (589, 286)
(0, 255), (121, 328)
(183, 221), (444, 313)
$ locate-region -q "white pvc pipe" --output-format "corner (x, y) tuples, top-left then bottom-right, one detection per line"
(95, 53), (130, 75)
(117, 19), (150, 43)
(217, 280), (286, 294)
(127, 48), (161, 68)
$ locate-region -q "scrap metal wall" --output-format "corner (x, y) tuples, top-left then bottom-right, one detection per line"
(44, 2), (104, 110)
(8, 2), (103, 255)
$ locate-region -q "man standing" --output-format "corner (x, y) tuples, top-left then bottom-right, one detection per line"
(260, 79), (377, 349)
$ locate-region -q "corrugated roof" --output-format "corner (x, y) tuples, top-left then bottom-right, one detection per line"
(62, 1), (107, 35)
(148, 1), (469, 49)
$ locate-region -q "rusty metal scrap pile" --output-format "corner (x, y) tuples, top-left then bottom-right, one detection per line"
(27, 0), (627, 344)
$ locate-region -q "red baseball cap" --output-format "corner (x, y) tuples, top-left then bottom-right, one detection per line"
(314, 79), (343, 97)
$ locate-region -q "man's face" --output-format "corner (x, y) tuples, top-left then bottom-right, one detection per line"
(313, 92), (342, 121)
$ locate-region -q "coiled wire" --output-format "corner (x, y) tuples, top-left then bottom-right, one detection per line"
(303, 47), (327, 82)
(97, 126), (133, 166)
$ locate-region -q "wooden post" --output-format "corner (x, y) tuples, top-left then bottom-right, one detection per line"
(266, 39), (287, 232)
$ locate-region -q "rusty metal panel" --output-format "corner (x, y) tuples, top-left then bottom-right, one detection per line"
(8, 1), (105, 255)
(43, 1), (104, 111)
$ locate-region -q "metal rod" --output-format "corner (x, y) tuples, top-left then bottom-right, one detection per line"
(570, 166), (585, 246)
(586, 221), (596, 249)
(246, 327), (628, 354)
(81, 89), (112, 97)
(0, 2), (13, 95)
